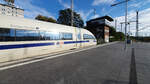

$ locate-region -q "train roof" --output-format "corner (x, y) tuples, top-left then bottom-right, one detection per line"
(0, 15), (86, 32)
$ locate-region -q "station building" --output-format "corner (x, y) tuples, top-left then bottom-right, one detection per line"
(86, 16), (114, 43)
(0, 3), (24, 17)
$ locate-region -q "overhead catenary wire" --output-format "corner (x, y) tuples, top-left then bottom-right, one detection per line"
(111, 0), (131, 50)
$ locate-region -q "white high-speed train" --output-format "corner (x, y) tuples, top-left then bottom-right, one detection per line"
(0, 15), (97, 63)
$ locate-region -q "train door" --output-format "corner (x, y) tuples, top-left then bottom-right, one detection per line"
(76, 28), (82, 48)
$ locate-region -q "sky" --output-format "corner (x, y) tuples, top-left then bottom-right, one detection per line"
(0, 0), (150, 36)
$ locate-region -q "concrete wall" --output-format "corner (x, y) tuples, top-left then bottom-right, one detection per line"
(104, 26), (109, 42)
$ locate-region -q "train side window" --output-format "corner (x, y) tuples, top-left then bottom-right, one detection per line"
(0, 28), (15, 41)
(16, 29), (25, 41)
(83, 34), (95, 40)
(60, 33), (73, 40)
(16, 29), (40, 41)
(51, 33), (60, 40)
(0, 28), (62, 41)
(83, 34), (89, 39)
(45, 31), (51, 40)
(25, 30), (39, 41)
(44, 32), (60, 40)
(41, 31), (60, 40)
(28, 30), (39, 40)
(39, 31), (46, 40)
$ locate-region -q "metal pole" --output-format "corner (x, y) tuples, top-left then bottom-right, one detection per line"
(128, 23), (131, 41)
(129, 23), (130, 35)
(71, 0), (74, 26)
(120, 23), (123, 32)
(115, 19), (117, 30)
(124, 0), (128, 50)
(71, 0), (77, 47)
(111, 0), (131, 49)
(136, 11), (139, 37)
(94, 8), (96, 16)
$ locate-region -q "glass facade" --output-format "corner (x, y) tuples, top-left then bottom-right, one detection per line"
(0, 28), (73, 41)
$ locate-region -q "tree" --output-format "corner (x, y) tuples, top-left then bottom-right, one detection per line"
(47, 17), (57, 23)
(109, 27), (125, 42)
(109, 27), (116, 36)
(115, 32), (125, 41)
(4, 0), (14, 5)
(35, 15), (57, 23)
(57, 8), (84, 28)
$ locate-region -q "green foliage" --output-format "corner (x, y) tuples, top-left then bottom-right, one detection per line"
(57, 8), (84, 28)
(97, 38), (105, 44)
(131, 37), (150, 42)
(109, 27), (116, 36)
(83, 26), (88, 29)
(47, 18), (57, 23)
(35, 15), (57, 23)
(4, 0), (14, 5)
(109, 27), (125, 42)
(115, 32), (125, 41)
(4, 0), (14, 3)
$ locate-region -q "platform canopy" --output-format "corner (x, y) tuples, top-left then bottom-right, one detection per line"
(87, 15), (114, 23)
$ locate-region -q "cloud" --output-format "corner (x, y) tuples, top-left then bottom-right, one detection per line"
(58, 0), (70, 8)
(92, 0), (116, 6)
(129, 2), (143, 8)
(129, 0), (150, 9)
(15, 0), (55, 19)
(90, 14), (100, 19)
(112, 11), (137, 35)
(78, 9), (94, 21)
(114, 8), (150, 36)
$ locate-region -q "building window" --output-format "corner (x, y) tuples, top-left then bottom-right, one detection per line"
(2, 12), (5, 15)
(2, 8), (5, 11)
